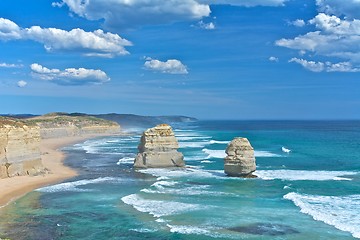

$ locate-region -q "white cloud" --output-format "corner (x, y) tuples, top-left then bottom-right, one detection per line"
(289, 57), (360, 72)
(0, 18), (132, 57)
(326, 61), (360, 72)
(199, 0), (287, 7)
(291, 19), (305, 27)
(53, 0), (287, 29)
(309, 13), (360, 35)
(269, 56), (279, 62)
(0, 18), (21, 40)
(0, 62), (23, 68)
(289, 58), (325, 72)
(30, 63), (110, 85)
(196, 20), (215, 30)
(53, 0), (211, 29)
(17, 80), (27, 88)
(276, 13), (360, 63)
(316, 0), (360, 19)
(144, 58), (188, 74)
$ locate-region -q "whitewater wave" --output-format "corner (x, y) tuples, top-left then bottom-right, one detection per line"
(209, 140), (229, 144)
(138, 167), (219, 180)
(202, 149), (280, 159)
(36, 177), (119, 193)
(282, 146), (291, 153)
(141, 185), (231, 197)
(177, 136), (212, 141)
(179, 141), (209, 148)
(284, 192), (360, 238)
(256, 170), (357, 181)
(167, 224), (211, 235)
(116, 157), (134, 165)
(151, 180), (178, 189)
(255, 151), (281, 157)
(201, 160), (214, 164)
(121, 194), (204, 217)
(202, 149), (226, 159)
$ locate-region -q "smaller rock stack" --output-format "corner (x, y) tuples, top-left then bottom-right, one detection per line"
(134, 124), (185, 168)
(224, 137), (256, 177)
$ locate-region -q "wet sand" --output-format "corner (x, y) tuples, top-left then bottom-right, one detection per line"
(0, 134), (118, 208)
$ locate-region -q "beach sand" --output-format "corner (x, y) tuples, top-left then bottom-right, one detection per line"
(0, 134), (117, 209)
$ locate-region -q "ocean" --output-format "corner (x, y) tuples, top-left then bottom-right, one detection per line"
(1, 120), (360, 239)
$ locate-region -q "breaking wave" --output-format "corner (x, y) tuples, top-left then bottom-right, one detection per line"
(284, 192), (360, 238)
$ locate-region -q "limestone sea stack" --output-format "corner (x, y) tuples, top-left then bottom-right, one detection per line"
(224, 137), (256, 177)
(134, 124), (185, 168)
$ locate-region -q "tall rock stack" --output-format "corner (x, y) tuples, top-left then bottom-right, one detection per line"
(134, 124), (185, 168)
(224, 137), (256, 177)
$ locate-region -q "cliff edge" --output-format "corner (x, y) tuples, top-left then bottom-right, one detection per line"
(0, 113), (121, 179)
(0, 117), (44, 178)
(27, 113), (121, 139)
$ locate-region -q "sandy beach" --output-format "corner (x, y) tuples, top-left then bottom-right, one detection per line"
(0, 134), (116, 209)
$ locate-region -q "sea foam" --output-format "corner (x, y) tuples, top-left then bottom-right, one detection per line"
(121, 194), (204, 217)
(256, 170), (357, 181)
(116, 157), (135, 165)
(202, 148), (280, 159)
(284, 192), (360, 238)
(36, 177), (119, 193)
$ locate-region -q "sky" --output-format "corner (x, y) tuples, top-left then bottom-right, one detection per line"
(0, 0), (359, 119)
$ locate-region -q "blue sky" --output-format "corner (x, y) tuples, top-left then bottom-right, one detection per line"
(0, 0), (359, 119)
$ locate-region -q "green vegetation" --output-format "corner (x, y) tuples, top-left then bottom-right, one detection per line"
(25, 113), (118, 128)
(0, 113), (118, 129)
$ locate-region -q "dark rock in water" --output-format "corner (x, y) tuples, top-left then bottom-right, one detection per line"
(228, 223), (299, 236)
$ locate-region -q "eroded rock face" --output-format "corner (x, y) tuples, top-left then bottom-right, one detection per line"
(0, 119), (44, 178)
(224, 137), (256, 177)
(134, 124), (185, 168)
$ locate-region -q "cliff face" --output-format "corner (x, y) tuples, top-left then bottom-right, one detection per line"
(28, 114), (121, 139)
(0, 118), (43, 178)
(134, 124), (185, 168)
(0, 113), (121, 179)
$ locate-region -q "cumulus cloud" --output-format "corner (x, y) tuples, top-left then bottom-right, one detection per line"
(269, 56), (279, 62)
(53, 0), (210, 29)
(53, 0), (287, 29)
(290, 19), (305, 27)
(0, 18), (21, 40)
(0, 18), (131, 57)
(17, 80), (27, 88)
(316, 0), (360, 19)
(276, 13), (360, 62)
(30, 63), (110, 85)
(289, 57), (360, 72)
(0, 62), (23, 68)
(196, 20), (215, 30)
(144, 58), (188, 74)
(199, 0), (287, 7)
(289, 58), (325, 72)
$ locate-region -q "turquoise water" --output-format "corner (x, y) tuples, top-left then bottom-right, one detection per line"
(1, 121), (360, 239)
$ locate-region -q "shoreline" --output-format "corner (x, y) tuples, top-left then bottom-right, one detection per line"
(0, 133), (120, 209)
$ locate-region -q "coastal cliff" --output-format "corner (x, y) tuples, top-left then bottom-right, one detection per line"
(0, 113), (120, 179)
(0, 117), (43, 178)
(134, 124), (185, 168)
(27, 113), (121, 139)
